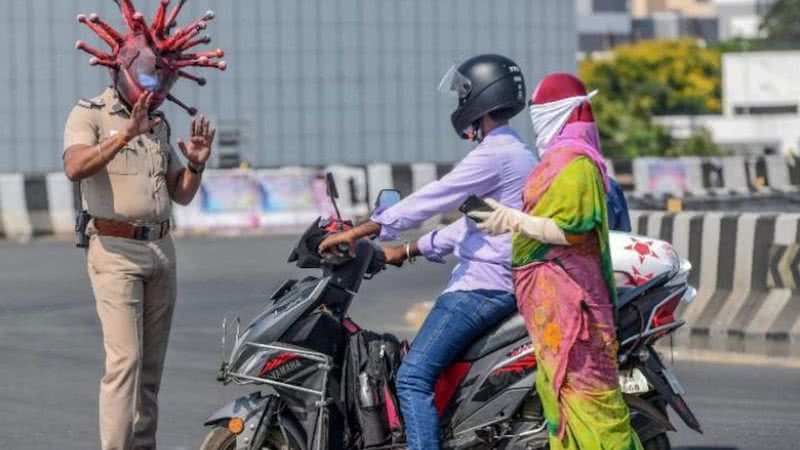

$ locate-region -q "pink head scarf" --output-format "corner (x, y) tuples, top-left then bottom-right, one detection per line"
(529, 73), (610, 192)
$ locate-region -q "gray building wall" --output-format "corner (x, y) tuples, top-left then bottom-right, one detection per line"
(577, 0), (632, 53)
(632, 13), (719, 43)
(0, 0), (577, 173)
(716, 0), (776, 40)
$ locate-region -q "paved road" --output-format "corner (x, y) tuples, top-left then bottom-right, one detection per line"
(1, 237), (798, 450)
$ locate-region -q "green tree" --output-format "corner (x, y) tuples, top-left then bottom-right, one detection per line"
(761, 0), (800, 47)
(579, 39), (723, 158)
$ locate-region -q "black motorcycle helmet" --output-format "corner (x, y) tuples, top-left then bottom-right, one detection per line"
(439, 54), (527, 140)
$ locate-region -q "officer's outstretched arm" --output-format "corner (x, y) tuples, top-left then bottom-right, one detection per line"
(64, 93), (161, 181)
(64, 137), (129, 182)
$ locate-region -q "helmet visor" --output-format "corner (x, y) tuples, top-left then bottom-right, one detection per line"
(437, 65), (472, 99)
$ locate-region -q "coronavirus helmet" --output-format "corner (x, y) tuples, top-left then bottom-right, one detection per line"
(75, 0), (227, 115)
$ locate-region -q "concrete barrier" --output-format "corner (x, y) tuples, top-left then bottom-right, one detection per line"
(631, 211), (800, 357)
(45, 173), (77, 236)
(0, 174), (33, 241)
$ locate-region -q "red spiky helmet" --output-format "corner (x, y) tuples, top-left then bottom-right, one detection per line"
(75, 0), (227, 115)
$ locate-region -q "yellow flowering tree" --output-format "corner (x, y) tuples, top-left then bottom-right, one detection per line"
(579, 39), (722, 158)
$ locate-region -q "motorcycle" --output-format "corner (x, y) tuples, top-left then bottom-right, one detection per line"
(200, 174), (702, 450)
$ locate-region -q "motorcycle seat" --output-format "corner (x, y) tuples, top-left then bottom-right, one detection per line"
(461, 312), (528, 361)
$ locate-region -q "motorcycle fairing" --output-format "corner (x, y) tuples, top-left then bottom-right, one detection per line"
(472, 343), (537, 402)
(204, 391), (272, 449)
(227, 277), (330, 374)
(445, 338), (537, 437)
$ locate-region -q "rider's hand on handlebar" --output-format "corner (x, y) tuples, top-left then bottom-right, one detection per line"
(319, 230), (357, 257)
(382, 245), (407, 267)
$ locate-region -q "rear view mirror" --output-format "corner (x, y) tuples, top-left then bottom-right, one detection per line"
(325, 172), (339, 199)
(375, 189), (401, 210)
(325, 172), (343, 222)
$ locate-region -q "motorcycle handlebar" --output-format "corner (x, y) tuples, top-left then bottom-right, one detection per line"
(366, 241), (387, 274)
(313, 232), (385, 274)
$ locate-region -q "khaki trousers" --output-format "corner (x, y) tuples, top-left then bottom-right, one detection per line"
(87, 235), (177, 450)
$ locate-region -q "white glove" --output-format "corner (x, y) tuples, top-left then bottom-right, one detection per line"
(469, 199), (570, 245)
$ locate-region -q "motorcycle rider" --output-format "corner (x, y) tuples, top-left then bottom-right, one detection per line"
(608, 178), (632, 232)
(319, 54), (536, 450)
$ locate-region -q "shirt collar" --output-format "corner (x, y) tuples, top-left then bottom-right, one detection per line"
(482, 125), (517, 142)
(106, 88), (132, 118)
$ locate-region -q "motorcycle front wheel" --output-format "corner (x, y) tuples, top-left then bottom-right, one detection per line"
(199, 425), (303, 450)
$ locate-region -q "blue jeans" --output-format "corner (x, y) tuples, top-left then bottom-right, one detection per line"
(396, 289), (517, 450)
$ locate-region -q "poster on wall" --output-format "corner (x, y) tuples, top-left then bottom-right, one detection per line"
(173, 170), (262, 232)
(172, 168), (350, 234)
(647, 159), (689, 197)
(256, 168), (333, 227)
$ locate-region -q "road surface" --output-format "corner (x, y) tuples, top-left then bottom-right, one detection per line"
(1, 237), (798, 449)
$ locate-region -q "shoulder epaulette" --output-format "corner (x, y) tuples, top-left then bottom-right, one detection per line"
(77, 98), (106, 109)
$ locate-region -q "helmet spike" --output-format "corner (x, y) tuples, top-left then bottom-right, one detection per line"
(178, 70), (206, 86)
(132, 12), (159, 46)
(174, 57), (226, 71)
(88, 14), (124, 46)
(176, 36), (212, 52)
(165, 0), (189, 34)
(166, 94), (198, 116)
(160, 19), (204, 50)
(89, 57), (119, 69)
(151, 0), (170, 38)
(113, 0), (139, 32)
(76, 40), (113, 61)
(178, 49), (224, 60)
(77, 14), (121, 51)
(166, 24), (206, 52)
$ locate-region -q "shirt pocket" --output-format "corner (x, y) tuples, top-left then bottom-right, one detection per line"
(106, 147), (140, 175)
(147, 139), (168, 177)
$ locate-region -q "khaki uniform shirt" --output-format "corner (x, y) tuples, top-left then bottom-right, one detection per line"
(63, 88), (184, 223)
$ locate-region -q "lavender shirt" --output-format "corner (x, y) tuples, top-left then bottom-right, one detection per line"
(371, 126), (537, 293)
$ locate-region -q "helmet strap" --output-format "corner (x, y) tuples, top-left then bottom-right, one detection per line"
(466, 120), (483, 143)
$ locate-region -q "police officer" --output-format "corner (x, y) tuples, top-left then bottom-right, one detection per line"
(64, 87), (212, 448)
(63, 4), (228, 448)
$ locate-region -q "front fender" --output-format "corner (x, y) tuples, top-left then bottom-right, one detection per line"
(204, 391), (271, 426)
(205, 393), (308, 450)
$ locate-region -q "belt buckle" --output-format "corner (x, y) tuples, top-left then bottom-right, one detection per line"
(136, 224), (160, 241)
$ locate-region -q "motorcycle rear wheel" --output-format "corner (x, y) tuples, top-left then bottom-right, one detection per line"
(642, 433), (671, 450)
(199, 425), (302, 450)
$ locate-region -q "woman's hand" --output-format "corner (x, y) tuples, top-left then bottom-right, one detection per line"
(383, 245), (407, 267)
(468, 198), (524, 236)
(470, 198), (570, 245)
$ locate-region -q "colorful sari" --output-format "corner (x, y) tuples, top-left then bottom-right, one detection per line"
(512, 125), (642, 450)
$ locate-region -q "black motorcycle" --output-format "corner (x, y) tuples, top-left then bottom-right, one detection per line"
(200, 175), (701, 450)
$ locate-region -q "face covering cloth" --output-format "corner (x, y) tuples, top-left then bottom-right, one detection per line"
(529, 90), (598, 153)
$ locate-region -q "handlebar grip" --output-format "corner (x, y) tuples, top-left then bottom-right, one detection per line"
(366, 241), (387, 274)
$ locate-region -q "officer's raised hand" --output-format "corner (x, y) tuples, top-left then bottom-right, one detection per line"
(178, 115), (215, 171)
(122, 92), (162, 141)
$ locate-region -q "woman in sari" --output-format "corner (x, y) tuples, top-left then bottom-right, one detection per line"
(470, 73), (642, 450)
